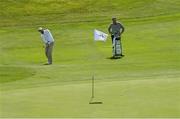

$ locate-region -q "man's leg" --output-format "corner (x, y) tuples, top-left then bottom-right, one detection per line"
(47, 42), (54, 64)
(112, 37), (116, 57)
(45, 44), (49, 60)
(111, 35), (114, 44)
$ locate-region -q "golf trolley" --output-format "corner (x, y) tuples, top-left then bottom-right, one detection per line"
(112, 36), (122, 59)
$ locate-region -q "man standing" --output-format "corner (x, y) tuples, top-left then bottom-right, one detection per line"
(38, 27), (54, 65)
(108, 17), (125, 58)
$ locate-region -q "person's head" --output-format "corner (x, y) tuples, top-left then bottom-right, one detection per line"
(38, 27), (44, 34)
(112, 17), (117, 24)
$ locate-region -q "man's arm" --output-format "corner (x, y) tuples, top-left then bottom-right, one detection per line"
(108, 24), (112, 34)
(120, 24), (125, 34)
(41, 34), (47, 44)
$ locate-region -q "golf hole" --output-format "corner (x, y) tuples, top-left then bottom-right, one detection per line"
(89, 102), (103, 104)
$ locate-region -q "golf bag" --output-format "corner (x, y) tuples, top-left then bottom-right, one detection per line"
(112, 36), (122, 57)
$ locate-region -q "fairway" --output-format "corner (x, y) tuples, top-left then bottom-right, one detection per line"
(0, 0), (180, 118)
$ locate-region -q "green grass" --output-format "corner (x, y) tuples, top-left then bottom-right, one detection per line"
(0, 0), (180, 118)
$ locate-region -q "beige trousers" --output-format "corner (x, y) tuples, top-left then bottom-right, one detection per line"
(45, 42), (54, 64)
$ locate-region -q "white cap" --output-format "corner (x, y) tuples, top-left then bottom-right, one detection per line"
(38, 27), (43, 31)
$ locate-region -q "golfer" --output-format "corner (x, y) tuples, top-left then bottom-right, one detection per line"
(38, 27), (54, 65)
(108, 17), (125, 57)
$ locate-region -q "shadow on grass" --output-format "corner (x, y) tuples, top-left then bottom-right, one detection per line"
(106, 55), (125, 60)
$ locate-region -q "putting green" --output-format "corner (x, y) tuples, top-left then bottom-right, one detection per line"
(0, 0), (180, 118)
(1, 78), (180, 117)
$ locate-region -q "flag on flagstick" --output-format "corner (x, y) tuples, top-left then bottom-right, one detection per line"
(94, 29), (108, 42)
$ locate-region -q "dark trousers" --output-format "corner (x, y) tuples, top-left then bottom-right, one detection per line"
(45, 42), (54, 64)
(111, 35), (120, 43)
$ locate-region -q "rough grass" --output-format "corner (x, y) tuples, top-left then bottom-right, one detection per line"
(0, 0), (180, 26)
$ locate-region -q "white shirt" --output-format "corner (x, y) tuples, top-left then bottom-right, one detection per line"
(41, 29), (54, 44)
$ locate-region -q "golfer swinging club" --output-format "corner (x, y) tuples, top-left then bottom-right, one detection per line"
(108, 17), (125, 58)
(38, 27), (54, 65)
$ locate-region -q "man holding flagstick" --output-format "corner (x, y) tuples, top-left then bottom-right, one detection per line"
(108, 17), (125, 58)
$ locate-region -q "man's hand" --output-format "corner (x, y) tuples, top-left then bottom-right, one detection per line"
(46, 43), (50, 47)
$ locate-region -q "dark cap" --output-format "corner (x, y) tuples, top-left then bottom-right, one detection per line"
(112, 17), (116, 20)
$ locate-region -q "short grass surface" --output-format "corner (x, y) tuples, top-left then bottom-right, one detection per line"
(0, 0), (180, 118)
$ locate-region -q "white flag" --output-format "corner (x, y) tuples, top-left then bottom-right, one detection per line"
(94, 29), (108, 42)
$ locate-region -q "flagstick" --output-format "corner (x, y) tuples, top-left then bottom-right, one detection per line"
(89, 30), (104, 104)
(89, 75), (103, 104)
(92, 75), (95, 98)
